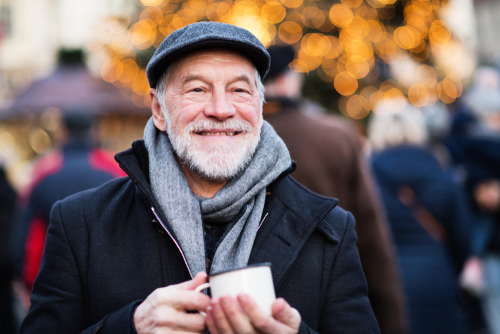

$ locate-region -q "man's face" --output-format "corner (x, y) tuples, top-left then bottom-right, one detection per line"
(160, 48), (263, 181)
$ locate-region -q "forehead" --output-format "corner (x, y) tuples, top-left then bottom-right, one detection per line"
(169, 48), (255, 78)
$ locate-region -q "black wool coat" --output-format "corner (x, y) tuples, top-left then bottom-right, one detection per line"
(22, 140), (379, 334)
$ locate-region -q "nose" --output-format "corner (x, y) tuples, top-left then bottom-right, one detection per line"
(203, 88), (236, 121)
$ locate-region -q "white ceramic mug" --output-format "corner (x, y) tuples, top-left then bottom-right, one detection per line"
(195, 263), (276, 316)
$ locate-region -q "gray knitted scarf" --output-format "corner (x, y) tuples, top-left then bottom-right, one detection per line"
(143, 118), (291, 276)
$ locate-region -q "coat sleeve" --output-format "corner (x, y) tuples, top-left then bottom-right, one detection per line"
(308, 211), (380, 334)
(21, 200), (141, 334)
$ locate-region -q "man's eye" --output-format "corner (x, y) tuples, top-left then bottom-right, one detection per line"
(193, 88), (203, 92)
(234, 89), (246, 93)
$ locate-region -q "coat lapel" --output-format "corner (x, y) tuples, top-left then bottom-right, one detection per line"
(249, 176), (339, 290)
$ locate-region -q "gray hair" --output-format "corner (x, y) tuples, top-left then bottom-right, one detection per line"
(368, 101), (428, 151)
(155, 64), (266, 112)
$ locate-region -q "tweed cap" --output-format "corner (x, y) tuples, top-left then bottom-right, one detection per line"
(146, 22), (271, 88)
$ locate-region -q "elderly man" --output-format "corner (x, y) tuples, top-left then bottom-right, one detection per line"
(22, 22), (379, 334)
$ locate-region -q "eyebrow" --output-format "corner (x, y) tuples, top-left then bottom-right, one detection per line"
(231, 75), (252, 87)
(181, 74), (205, 86)
(180, 74), (253, 87)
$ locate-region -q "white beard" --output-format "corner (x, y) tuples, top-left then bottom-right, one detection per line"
(162, 106), (261, 182)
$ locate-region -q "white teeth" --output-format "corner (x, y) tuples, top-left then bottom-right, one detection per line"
(198, 132), (236, 136)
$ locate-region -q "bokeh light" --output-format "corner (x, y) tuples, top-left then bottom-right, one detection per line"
(84, 0), (472, 116)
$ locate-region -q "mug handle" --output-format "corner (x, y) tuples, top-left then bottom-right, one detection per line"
(194, 283), (211, 316)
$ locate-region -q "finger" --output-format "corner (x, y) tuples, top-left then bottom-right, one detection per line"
(237, 294), (277, 334)
(220, 295), (258, 334)
(210, 300), (235, 334)
(153, 306), (207, 332)
(272, 298), (302, 330)
(174, 272), (208, 291)
(154, 289), (211, 311)
(206, 306), (221, 334)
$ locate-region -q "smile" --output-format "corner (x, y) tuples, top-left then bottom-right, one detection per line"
(195, 131), (242, 136)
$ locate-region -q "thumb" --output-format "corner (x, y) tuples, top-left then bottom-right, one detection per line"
(175, 272), (208, 291)
(272, 298), (301, 330)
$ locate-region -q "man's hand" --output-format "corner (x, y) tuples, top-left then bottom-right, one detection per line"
(205, 293), (301, 334)
(134, 272), (211, 333)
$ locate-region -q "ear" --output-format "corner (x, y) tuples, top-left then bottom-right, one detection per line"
(150, 88), (167, 131)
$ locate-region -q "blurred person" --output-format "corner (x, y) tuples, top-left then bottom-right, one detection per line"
(263, 45), (407, 334)
(368, 102), (472, 334)
(13, 109), (126, 295)
(452, 66), (500, 334)
(22, 22), (380, 333)
(0, 164), (17, 334)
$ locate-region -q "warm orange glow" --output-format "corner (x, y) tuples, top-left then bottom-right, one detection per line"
(129, 20), (156, 47)
(324, 36), (343, 59)
(140, 0), (163, 6)
(346, 56), (370, 78)
(329, 4), (354, 28)
(278, 21), (303, 44)
(394, 26), (421, 50)
(140, 7), (163, 25)
(290, 59), (309, 73)
(334, 71), (358, 95)
(301, 7), (327, 29)
(185, 0), (208, 19)
(408, 83), (430, 107)
(437, 80), (455, 104)
(375, 37), (399, 61)
(261, 2), (286, 24)
(322, 58), (339, 77)
(280, 0), (304, 9)
(361, 86), (378, 102)
(85, 0), (469, 120)
(406, 17), (428, 38)
(429, 20), (451, 46)
(341, 0), (364, 8)
(119, 59), (140, 84)
(366, 20), (386, 43)
(346, 94), (370, 119)
(317, 66), (336, 82)
(216, 2), (232, 21)
(301, 33), (330, 57)
(101, 59), (124, 82)
(297, 49), (322, 71)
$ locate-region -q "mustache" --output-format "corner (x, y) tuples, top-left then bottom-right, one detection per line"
(184, 119), (253, 134)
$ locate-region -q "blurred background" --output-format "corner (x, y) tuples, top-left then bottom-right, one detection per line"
(1, 0), (500, 333)
(0, 0), (487, 188)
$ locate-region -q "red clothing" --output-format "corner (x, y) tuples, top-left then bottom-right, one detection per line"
(17, 145), (125, 290)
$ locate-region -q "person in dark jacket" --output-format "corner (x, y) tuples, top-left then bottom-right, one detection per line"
(368, 102), (472, 334)
(13, 110), (125, 293)
(21, 22), (379, 334)
(448, 67), (500, 334)
(0, 166), (17, 334)
(263, 45), (407, 334)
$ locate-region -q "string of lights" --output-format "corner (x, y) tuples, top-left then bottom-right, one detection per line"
(85, 0), (474, 120)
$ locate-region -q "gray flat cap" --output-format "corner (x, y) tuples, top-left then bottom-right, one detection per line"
(146, 22), (270, 88)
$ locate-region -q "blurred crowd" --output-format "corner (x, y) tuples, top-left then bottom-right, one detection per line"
(2, 45), (500, 334)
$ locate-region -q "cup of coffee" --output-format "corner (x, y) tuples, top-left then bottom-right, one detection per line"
(195, 262), (276, 316)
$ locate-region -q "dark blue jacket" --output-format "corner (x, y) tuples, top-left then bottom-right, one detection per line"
(14, 143), (125, 290)
(371, 145), (472, 334)
(21, 140), (379, 334)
